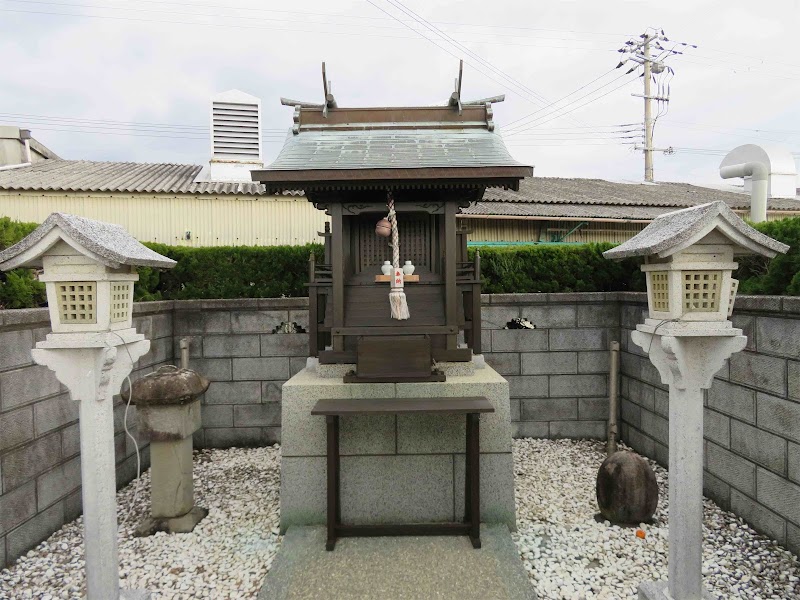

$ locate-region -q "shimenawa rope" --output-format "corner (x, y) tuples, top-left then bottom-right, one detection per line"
(387, 191), (410, 320)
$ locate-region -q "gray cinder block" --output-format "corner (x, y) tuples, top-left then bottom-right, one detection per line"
(730, 420), (786, 474)
(703, 408), (730, 449)
(505, 375), (548, 399)
(0, 329), (33, 371)
(729, 352), (786, 396)
(0, 481), (36, 536)
(5, 502), (64, 564)
(231, 310), (288, 334)
(756, 317), (800, 358)
(2, 432), (62, 491)
(730, 489), (786, 544)
(490, 330), (548, 353)
(521, 398), (577, 422)
(706, 442), (756, 497)
(549, 374), (606, 398)
(0, 365), (62, 411)
(234, 402), (281, 428)
(0, 407), (34, 453)
(708, 379), (756, 424)
(232, 357), (290, 381)
(521, 352), (577, 375)
(756, 467), (800, 525)
(203, 335), (260, 358)
(549, 328), (608, 351)
(204, 381), (262, 405)
(756, 393), (800, 445)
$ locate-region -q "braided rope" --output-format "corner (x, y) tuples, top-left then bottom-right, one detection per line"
(388, 192), (400, 269)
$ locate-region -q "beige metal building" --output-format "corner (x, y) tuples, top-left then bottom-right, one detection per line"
(463, 177), (800, 245)
(0, 159), (327, 246)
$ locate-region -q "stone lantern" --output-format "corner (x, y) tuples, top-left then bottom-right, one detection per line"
(0, 213), (176, 600)
(123, 365), (210, 536)
(604, 202), (788, 600)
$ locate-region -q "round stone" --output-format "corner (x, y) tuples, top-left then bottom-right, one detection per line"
(596, 450), (659, 525)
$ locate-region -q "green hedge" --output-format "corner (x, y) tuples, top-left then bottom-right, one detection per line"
(0, 215), (798, 309)
(0, 218), (46, 309)
(737, 217), (800, 295)
(470, 243), (645, 293)
(135, 244), (324, 301)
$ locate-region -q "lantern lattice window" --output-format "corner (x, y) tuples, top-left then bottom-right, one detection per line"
(111, 282), (132, 323)
(56, 282), (97, 324)
(728, 278), (739, 317)
(683, 271), (721, 312)
(650, 271), (670, 312)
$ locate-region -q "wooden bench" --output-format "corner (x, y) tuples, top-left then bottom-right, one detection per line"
(311, 396), (494, 551)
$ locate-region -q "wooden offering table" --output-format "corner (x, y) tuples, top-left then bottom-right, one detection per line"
(311, 396), (494, 551)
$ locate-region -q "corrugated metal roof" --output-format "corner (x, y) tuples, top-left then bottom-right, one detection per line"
(463, 201), (670, 220)
(469, 177), (800, 220)
(264, 129), (526, 172)
(481, 177), (800, 211)
(0, 160), (268, 195)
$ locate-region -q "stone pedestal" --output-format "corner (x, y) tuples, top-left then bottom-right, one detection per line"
(280, 361), (515, 531)
(31, 329), (151, 600)
(632, 323), (746, 600)
(135, 396), (208, 535)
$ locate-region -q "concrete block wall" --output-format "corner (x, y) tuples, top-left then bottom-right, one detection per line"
(619, 292), (800, 556)
(482, 293), (618, 440)
(0, 301), (174, 569)
(173, 298), (310, 449)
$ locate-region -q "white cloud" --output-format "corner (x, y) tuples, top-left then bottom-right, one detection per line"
(1, 0), (798, 183)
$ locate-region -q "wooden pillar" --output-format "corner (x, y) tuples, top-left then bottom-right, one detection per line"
(444, 201), (458, 350)
(330, 204), (345, 352)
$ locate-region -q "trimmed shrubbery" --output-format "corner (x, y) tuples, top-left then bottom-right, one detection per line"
(471, 243), (645, 294)
(0, 215), (798, 309)
(0, 218), (46, 309)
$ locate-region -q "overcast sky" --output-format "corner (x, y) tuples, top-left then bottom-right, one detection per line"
(1, 0), (799, 185)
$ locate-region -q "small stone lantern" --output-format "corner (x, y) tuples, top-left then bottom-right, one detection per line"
(604, 201), (788, 600)
(123, 365), (210, 536)
(0, 213), (176, 600)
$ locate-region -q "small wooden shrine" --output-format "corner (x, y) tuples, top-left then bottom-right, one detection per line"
(252, 63), (531, 382)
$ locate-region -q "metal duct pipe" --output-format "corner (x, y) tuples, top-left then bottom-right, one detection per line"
(720, 161), (769, 223)
(607, 340), (620, 455)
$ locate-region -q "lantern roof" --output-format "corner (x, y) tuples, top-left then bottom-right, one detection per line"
(0, 212), (177, 271)
(603, 201), (789, 260)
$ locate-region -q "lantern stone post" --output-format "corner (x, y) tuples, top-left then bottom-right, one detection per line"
(603, 202), (789, 600)
(0, 213), (176, 600)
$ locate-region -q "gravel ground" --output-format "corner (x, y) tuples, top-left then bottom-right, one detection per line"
(512, 438), (800, 600)
(0, 445), (281, 600)
(2, 439), (799, 600)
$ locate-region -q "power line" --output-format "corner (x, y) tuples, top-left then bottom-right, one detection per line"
(502, 72), (636, 134)
(0, 112), (287, 133)
(502, 76), (639, 136)
(383, 0), (561, 113)
(365, 0), (549, 111)
(9, 0), (631, 39)
(0, 5), (617, 52)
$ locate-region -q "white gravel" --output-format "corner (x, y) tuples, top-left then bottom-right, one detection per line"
(512, 438), (800, 600)
(2, 439), (799, 600)
(0, 445), (281, 600)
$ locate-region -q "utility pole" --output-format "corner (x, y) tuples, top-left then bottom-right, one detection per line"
(616, 28), (695, 182)
(643, 35), (654, 182)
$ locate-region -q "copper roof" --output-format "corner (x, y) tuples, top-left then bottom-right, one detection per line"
(252, 105), (532, 192)
(0, 159), (268, 195)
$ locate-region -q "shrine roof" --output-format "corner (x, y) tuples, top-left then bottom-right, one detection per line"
(252, 105), (532, 193)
